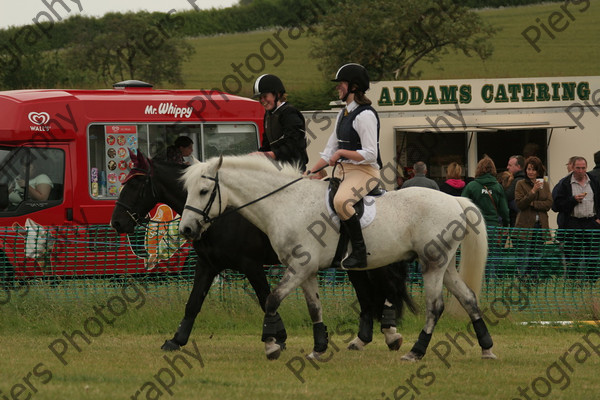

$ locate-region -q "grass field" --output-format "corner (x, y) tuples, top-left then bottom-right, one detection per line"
(175, 1), (600, 101)
(2, 3), (600, 398)
(1, 285), (599, 399)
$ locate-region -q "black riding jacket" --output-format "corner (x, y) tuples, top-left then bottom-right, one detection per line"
(259, 102), (308, 171)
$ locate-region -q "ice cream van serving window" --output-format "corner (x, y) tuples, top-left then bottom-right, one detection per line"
(87, 122), (259, 199)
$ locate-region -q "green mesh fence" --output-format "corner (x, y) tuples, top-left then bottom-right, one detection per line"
(1, 224), (598, 320)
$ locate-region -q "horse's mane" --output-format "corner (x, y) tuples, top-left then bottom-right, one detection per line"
(183, 154), (303, 184)
(225, 155), (303, 177)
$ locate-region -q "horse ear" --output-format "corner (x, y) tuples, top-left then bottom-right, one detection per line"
(128, 148), (138, 165)
(136, 150), (150, 171)
(206, 155), (223, 176)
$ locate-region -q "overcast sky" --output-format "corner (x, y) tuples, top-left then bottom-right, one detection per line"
(0, 0), (239, 29)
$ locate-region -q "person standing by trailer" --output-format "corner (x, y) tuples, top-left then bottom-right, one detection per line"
(462, 156), (509, 279)
(552, 156), (600, 279)
(552, 156), (578, 229)
(401, 161), (439, 190)
(505, 155), (526, 226)
(307, 63), (382, 270)
(588, 150), (600, 183)
(439, 162), (465, 196)
(513, 156), (553, 280)
(253, 74), (309, 171)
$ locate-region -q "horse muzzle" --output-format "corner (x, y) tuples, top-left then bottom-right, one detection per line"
(179, 219), (207, 241)
(110, 218), (135, 234)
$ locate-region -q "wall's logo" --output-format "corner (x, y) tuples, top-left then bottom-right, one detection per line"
(28, 112), (50, 125)
(28, 112), (51, 131)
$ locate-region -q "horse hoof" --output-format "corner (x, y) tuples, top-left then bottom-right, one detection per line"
(400, 351), (422, 362)
(347, 337), (366, 351)
(306, 351), (326, 361)
(161, 340), (181, 351)
(481, 348), (498, 360)
(265, 338), (282, 360)
(386, 334), (403, 351)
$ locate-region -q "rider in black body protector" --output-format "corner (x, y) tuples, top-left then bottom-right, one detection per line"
(253, 73), (309, 172)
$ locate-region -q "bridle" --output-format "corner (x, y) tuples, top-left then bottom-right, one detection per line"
(183, 173), (222, 224)
(183, 165), (327, 225)
(115, 167), (157, 228)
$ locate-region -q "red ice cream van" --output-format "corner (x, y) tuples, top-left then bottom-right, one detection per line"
(0, 81), (264, 283)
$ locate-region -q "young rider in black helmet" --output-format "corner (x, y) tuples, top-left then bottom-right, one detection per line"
(253, 74), (309, 171)
(306, 63), (382, 270)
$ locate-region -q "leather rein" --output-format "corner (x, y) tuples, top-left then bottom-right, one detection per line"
(183, 165), (327, 225)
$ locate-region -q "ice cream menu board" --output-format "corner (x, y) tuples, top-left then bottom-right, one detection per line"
(104, 125), (138, 197)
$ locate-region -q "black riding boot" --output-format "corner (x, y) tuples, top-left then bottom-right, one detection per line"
(340, 214), (367, 269)
(330, 232), (349, 269)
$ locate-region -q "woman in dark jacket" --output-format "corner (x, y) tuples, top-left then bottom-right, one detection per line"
(462, 157), (510, 227)
(253, 74), (308, 171)
(514, 156), (552, 279)
(439, 162), (465, 196)
(462, 156), (509, 279)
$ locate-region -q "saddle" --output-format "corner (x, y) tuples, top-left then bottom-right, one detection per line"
(327, 177), (385, 268)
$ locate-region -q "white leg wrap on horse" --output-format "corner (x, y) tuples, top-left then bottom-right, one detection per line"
(383, 327), (403, 351)
(306, 350), (326, 361)
(264, 338), (282, 360)
(347, 336), (367, 351)
(481, 348), (498, 360)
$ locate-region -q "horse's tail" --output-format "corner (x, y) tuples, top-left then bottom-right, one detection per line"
(446, 197), (488, 317)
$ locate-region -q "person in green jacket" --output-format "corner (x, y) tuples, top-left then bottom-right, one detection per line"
(462, 156), (510, 279)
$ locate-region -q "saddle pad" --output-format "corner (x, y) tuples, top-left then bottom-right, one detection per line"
(325, 189), (377, 229)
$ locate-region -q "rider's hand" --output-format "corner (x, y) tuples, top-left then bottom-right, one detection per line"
(305, 169), (326, 180)
(329, 151), (342, 166)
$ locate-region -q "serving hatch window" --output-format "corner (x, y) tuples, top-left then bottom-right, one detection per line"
(476, 129), (548, 172)
(395, 130), (468, 184)
(87, 122), (259, 199)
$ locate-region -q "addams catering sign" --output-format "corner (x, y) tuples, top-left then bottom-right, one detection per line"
(373, 76), (598, 111)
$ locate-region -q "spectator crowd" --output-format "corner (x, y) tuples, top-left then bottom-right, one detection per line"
(398, 151), (600, 282)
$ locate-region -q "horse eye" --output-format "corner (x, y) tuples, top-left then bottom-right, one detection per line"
(200, 189), (209, 196)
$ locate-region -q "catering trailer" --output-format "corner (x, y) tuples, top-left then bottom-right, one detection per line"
(303, 75), (600, 227)
(0, 81), (264, 281)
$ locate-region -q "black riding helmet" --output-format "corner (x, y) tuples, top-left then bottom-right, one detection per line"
(253, 74), (286, 98)
(332, 63), (370, 101)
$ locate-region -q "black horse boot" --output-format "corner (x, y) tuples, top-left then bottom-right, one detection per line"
(340, 214), (367, 269)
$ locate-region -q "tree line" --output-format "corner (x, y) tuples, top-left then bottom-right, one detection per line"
(0, 0), (556, 91)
